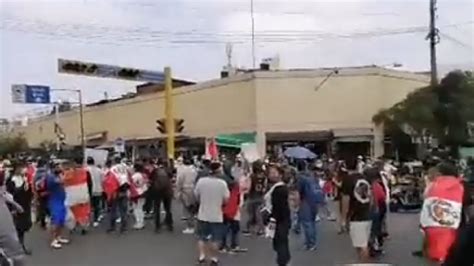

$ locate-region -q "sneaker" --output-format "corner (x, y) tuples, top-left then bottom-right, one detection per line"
(50, 240), (62, 249)
(93, 222), (100, 228)
(231, 247), (248, 253)
(182, 228), (195, 234)
(116, 218), (122, 224)
(57, 237), (70, 244)
(210, 259), (219, 266)
(133, 224), (144, 230)
(305, 245), (317, 251)
(315, 216), (321, 222)
(327, 215), (337, 221)
(196, 258), (205, 265)
(218, 248), (228, 254)
(241, 230), (251, 236)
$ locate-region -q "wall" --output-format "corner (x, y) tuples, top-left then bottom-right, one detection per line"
(254, 69), (428, 133)
(13, 77), (257, 147)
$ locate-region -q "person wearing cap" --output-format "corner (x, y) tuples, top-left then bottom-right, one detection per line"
(194, 161), (230, 266)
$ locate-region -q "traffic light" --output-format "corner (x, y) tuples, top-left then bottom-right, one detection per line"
(174, 119), (184, 133)
(60, 62), (98, 74)
(118, 68), (140, 79)
(156, 119), (166, 134)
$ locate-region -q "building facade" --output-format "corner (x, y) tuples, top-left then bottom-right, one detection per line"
(9, 66), (429, 159)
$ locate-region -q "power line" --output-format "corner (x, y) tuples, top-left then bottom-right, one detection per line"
(439, 31), (473, 50)
(1, 16), (472, 46)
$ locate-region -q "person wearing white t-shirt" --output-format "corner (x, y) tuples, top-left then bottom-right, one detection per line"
(194, 162), (229, 266)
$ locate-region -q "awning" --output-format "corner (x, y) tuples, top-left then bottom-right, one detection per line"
(216, 132), (256, 148)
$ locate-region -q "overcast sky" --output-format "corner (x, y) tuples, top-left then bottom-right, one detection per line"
(1, 0), (473, 119)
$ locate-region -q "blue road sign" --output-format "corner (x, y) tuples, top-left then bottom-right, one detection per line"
(25, 85), (51, 104)
(11, 84), (51, 104)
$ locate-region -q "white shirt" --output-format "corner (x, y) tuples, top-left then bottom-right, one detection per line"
(177, 165), (197, 191)
(194, 176), (229, 223)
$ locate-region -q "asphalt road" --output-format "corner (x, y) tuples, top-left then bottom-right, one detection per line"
(24, 209), (431, 266)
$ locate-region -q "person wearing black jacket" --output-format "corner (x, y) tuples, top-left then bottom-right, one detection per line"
(267, 164), (291, 266)
(443, 218), (474, 266)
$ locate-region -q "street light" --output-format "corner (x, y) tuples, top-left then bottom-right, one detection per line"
(52, 89), (85, 164)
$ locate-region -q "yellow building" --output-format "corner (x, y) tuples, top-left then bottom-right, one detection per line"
(10, 66), (429, 159)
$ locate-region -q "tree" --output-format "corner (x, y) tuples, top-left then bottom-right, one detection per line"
(0, 134), (29, 157)
(374, 70), (474, 157)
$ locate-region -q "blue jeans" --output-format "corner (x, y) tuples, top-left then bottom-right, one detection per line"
(109, 195), (128, 230)
(220, 218), (240, 249)
(301, 220), (317, 248)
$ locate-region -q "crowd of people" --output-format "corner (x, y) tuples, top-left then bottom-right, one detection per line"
(0, 152), (473, 266)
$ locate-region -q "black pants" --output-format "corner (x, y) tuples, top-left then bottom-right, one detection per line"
(273, 222), (290, 266)
(143, 188), (155, 214)
(91, 195), (103, 223)
(153, 190), (173, 230)
(36, 196), (49, 229)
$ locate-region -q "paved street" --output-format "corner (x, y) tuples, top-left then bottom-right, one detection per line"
(25, 210), (430, 266)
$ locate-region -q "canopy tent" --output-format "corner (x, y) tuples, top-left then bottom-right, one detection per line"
(215, 132), (256, 148)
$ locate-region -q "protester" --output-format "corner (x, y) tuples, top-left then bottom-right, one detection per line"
(243, 160), (266, 236)
(367, 168), (387, 256)
(420, 162), (468, 263)
(231, 155), (246, 180)
(265, 164), (291, 266)
(347, 172), (373, 263)
(176, 157), (198, 234)
(6, 162), (33, 255)
(443, 218), (474, 266)
(297, 161), (322, 251)
(86, 157), (104, 228)
(142, 158), (156, 218)
(150, 159), (174, 233)
(220, 178), (247, 254)
(333, 162), (349, 234)
(33, 159), (50, 230)
(64, 159), (91, 235)
(46, 162), (70, 249)
(130, 163), (148, 230)
(0, 169), (27, 266)
(194, 161), (230, 266)
(314, 160), (336, 222)
(106, 157), (130, 233)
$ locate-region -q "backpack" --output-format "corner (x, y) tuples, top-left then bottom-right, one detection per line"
(152, 167), (171, 191)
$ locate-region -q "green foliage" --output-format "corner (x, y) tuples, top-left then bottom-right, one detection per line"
(373, 70), (474, 155)
(0, 134), (29, 157)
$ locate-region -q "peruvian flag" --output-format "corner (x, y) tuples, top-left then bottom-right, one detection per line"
(64, 167), (91, 226)
(420, 176), (464, 262)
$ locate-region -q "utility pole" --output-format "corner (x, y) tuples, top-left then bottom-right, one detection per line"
(428, 0), (439, 86)
(164, 67), (174, 160)
(250, 0), (256, 68)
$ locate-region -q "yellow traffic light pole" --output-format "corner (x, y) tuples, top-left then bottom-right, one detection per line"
(164, 67), (174, 159)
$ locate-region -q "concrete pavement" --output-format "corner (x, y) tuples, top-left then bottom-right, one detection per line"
(23, 210), (430, 266)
